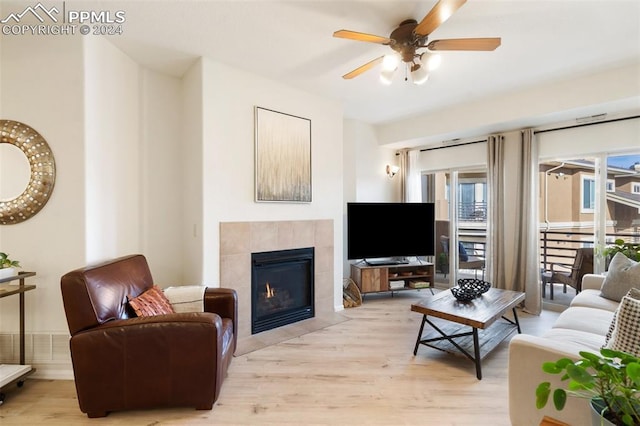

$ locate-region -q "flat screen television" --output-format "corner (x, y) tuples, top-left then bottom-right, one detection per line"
(347, 202), (435, 265)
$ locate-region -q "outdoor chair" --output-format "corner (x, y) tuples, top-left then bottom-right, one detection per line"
(543, 247), (594, 299)
(440, 235), (485, 279)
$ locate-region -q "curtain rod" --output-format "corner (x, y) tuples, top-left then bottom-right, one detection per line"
(419, 139), (487, 153)
(534, 114), (640, 135)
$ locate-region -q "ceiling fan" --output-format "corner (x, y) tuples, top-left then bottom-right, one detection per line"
(333, 0), (501, 84)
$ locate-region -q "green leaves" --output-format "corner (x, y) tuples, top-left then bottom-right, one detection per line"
(0, 252), (20, 269)
(603, 240), (640, 262)
(536, 348), (640, 425)
(627, 362), (640, 387)
(552, 389), (567, 410)
(536, 382), (551, 409)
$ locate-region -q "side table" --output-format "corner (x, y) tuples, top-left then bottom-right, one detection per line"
(0, 271), (36, 404)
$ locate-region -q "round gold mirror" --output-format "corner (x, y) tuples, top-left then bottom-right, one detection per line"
(0, 120), (56, 225)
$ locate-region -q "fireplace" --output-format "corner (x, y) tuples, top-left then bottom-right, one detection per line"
(251, 247), (315, 334)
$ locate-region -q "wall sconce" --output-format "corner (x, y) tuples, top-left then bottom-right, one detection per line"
(386, 165), (400, 179)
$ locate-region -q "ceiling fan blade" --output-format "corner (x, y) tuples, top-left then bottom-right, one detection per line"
(333, 30), (391, 44)
(414, 0), (467, 36)
(342, 56), (384, 79)
(427, 38), (501, 51)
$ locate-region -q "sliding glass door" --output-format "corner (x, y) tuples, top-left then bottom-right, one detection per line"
(539, 151), (640, 305)
(424, 168), (487, 287)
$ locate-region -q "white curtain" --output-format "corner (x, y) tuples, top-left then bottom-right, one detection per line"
(398, 149), (408, 202)
(487, 130), (541, 314)
(406, 150), (422, 202)
(399, 149), (421, 202)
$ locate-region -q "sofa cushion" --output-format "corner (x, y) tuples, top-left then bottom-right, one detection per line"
(552, 306), (614, 336)
(570, 289), (619, 312)
(128, 285), (176, 317)
(541, 328), (606, 353)
(605, 288), (640, 356)
(600, 252), (640, 302)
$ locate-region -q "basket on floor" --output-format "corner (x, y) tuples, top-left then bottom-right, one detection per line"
(343, 278), (362, 308)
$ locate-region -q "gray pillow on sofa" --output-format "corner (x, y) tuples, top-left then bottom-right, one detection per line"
(600, 252), (640, 302)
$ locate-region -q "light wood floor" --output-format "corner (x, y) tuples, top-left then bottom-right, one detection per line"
(0, 290), (559, 425)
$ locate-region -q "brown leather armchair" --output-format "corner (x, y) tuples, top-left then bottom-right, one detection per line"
(60, 254), (237, 418)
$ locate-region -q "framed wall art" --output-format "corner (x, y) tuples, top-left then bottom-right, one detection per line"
(255, 107), (311, 202)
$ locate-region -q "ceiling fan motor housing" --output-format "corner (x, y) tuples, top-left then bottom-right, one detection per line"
(389, 19), (427, 63)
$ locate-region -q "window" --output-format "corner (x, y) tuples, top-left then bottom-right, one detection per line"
(606, 179), (615, 192)
(633, 183), (640, 194)
(581, 175), (595, 213)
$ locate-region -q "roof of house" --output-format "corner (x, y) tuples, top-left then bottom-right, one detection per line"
(607, 190), (640, 210)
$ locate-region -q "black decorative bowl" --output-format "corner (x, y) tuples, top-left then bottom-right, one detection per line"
(458, 278), (491, 295)
(450, 286), (478, 302)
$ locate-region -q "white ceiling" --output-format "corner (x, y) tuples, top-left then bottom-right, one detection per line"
(84, 1), (640, 126)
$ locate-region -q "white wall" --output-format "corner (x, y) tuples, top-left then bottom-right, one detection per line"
(84, 37), (184, 282)
(199, 58), (345, 309)
(344, 119), (399, 202)
(84, 36), (141, 263)
(139, 69), (184, 283)
(181, 60), (204, 285)
(0, 35), (86, 337)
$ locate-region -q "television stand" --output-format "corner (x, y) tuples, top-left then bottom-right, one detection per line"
(350, 261), (434, 297)
(365, 259), (409, 266)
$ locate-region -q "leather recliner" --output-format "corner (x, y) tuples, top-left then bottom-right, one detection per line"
(60, 254), (237, 418)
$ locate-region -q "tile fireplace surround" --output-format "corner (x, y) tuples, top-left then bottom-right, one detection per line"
(220, 219), (346, 354)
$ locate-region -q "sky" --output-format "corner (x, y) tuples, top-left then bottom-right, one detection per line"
(607, 154), (640, 169)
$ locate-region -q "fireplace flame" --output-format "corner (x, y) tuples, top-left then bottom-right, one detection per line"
(265, 282), (275, 298)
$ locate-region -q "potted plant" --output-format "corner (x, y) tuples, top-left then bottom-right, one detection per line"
(0, 252), (21, 279)
(604, 239), (640, 263)
(536, 348), (640, 426)
(437, 252), (449, 275)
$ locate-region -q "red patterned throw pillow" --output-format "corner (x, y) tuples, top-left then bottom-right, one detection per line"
(128, 285), (175, 317)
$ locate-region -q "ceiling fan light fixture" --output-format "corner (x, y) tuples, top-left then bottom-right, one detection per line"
(381, 53), (400, 71)
(380, 68), (396, 85)
(421, 52), (442, 71)
(411, 63), (429, 85)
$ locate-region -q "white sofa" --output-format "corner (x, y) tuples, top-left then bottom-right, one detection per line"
(508, 274), (619, 426)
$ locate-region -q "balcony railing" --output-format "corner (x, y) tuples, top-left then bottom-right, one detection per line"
(539, 230), (639, 272)
(458, 202), (487, 222)
(452, 230), (637, 274)
(439, 227), (637, 279)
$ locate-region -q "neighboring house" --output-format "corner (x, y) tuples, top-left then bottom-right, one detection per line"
(541, 160), (640, 237)
(539, 160), (640, 272)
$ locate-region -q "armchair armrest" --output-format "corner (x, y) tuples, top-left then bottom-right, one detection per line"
(204, 288), (237, 351)
(549, 262), (576, 274)
(204, 288), (237, 320)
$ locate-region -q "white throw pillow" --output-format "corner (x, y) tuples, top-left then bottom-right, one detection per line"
(605, 287), (640, 357)
(600, 252), (640, 302)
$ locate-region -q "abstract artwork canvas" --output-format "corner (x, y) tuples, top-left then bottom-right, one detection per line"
(255, 107), (312, 202)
